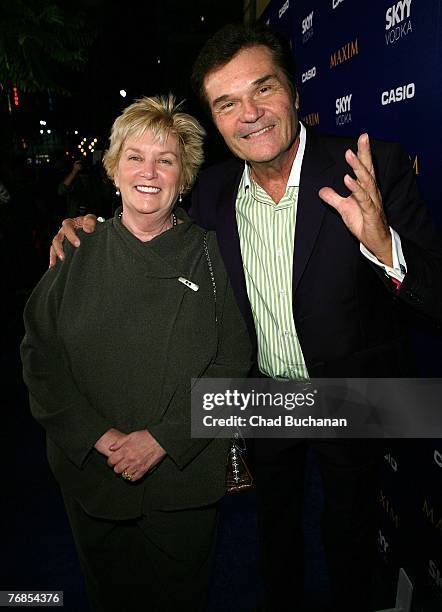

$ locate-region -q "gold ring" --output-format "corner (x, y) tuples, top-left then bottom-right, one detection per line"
(121, 469), (133, 481)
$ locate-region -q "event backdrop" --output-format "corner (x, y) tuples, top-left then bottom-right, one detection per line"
(260, 1), (442, 611)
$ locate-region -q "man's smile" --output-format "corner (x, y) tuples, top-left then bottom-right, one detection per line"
(239, 124), (275, 140)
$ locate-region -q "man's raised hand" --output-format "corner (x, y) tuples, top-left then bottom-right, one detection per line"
(319, 133), (392, 267)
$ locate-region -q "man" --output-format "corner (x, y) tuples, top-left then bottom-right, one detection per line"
(51, 23), (442, 612)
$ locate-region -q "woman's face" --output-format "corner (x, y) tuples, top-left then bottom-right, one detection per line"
(114, 129), (182, 220)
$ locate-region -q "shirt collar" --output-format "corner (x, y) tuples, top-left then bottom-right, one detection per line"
(243, 122), (307, 191)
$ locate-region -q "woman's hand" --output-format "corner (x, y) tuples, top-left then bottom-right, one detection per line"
(94, 428), (127, 457)
(107, 430), (167, 482)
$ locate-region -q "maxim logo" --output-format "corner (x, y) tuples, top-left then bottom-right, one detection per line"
(386, 0), (413, 45)
(335, 93), (352, 126)
(330, 39), (358, 68)
(302, 112), (320, 127)
(302, 11), (314, 43)
(379, 490), (399, 528)
(302, 66), (316, 82)
(279, 0), (289, 19)
(429, 560), (442, 591)
(333, 0), (344, 8)
(384, 453), (398, 472)
(381, 82), (415, 105)
(435, 449), (442, 467)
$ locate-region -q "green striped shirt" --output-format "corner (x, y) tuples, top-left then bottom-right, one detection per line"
(236, 124), (309, 380)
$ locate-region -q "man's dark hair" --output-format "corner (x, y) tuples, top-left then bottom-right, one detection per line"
(191, 22), (296, 114)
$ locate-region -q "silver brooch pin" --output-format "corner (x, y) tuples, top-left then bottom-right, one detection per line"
(178, 277), (199, 292)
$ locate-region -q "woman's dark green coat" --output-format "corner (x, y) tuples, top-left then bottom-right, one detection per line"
(21, 209), (252, 519)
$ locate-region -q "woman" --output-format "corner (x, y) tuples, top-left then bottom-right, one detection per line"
(21, 95), (251, 612)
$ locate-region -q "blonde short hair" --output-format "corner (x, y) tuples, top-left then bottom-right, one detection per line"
(103, 94), (206, 193)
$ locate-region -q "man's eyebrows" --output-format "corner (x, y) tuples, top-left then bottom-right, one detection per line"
(252, 74), (277, 86)
(212, 94), (230, 107)
(212, 74), (279, 106)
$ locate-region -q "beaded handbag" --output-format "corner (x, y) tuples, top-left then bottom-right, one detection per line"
(225, 431), (254, 493)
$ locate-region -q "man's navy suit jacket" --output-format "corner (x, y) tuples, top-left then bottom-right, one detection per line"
(191, 128), (442, 377)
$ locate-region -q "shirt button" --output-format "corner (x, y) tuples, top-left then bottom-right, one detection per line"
(279, 289), (286, 296)
(276, 248), (282, 256)
(283, 330), (291, 337)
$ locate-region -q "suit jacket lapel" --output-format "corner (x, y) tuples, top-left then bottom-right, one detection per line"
(293, 129), (336, 297)
(215, 163), (257, 344)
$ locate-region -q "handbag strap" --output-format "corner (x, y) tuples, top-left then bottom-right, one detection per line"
(203, 232), (217, 322)
(204, 232), (250, 464)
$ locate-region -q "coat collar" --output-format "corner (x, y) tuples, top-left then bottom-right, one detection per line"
(112, 207), (198, 279)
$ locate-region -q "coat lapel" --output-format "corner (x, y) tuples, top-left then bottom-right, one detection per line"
(215, 163), (257, 344)
(293, 129), (336, 297)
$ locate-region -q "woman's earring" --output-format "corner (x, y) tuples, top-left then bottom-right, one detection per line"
(178, 192), (183, 203)
(116, 189), (120, 196)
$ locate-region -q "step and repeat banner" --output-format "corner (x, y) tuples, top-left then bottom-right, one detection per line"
(260, 1), (442, 610)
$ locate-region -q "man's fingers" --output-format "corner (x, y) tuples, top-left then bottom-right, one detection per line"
(318, 186), (346, 213)
(357, 133), (375, 176)
(61, 218), (81, 247)
(49, 245), (58, 268)
(49, 220), (78, 268)
(82, 214), (98, 233)
(319, 186), (359, 231)
(345, 149), (373, 188)
(343, 174), (373, 213)
(51, 230), (67, 262)
(345, 149), (379, 204)
(321, 177), (374, 217)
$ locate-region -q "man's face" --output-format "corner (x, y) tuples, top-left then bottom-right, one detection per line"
(203, 45), (299, 165)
